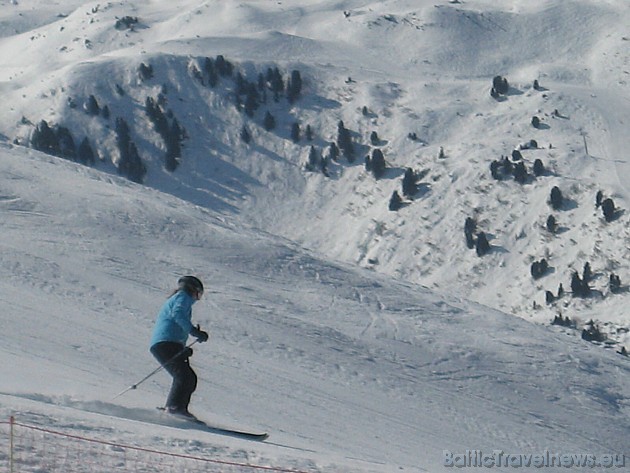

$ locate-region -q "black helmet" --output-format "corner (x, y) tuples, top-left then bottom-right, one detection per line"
(178, 275), (204, 294)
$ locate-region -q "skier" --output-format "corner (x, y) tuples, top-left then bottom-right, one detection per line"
(150, 275), (209, 419)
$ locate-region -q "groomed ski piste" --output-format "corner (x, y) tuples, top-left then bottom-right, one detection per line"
(1, 0), (629, 472)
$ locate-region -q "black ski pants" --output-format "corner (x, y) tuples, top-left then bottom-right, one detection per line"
(150, 341), (198, 411)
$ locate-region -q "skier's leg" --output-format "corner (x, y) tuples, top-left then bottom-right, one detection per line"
(151, 342), (197, 411)
(174, 360), (197, 410)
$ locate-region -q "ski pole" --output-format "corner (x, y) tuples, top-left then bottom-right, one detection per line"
(112, 339), (199, 401)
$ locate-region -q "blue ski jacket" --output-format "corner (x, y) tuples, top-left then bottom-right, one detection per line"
(150, 290), (197, 348)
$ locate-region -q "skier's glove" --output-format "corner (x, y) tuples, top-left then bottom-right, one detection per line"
(183, 347), (193, 359)
(191, 324), (209, 343)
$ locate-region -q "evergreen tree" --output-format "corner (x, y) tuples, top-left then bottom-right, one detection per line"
(545, 291), (555, 305)
(464, 217), (477, 249)
(78, 137), (95, 165)
(546, 215), (557, 234)
(305, 124), (313, 141)
(235, 72), (247, 96)
(122, 142), (146, 183)
(204, 57), (218, 87)
(290, 122), (301, 143)
(287, 69), (302, 103)
(244, 83), (260, 117)
(571, 271), (590, 298)
(240, 125), (251, 144)
(305, 146), (319, 171)
(492, 75), (509, 95)
(56, 126), (76, 160)
(464, 217), (477, 235)
(336, 120), (354, 162)
(513, 161), (528, 184)
(164, 121), (181, 172)
(171, 117), (184, 142)
(610, 273), (621, 294)
(263, 111), (276, 131)
(602, 198), (616, 222)
(571, 271), (582, 295)
(31, 120), (60, 156)
(371, 148), (386, 179)
(582, 262), (592, 283)
(582, 321), (605, 342)
(115, 16), (138, 30)
(552, 313), (575, 327)
(85, 95), (100, 116)
(476, 232), (490, 256)
(327, 142), (339, 162)
(531, 259), (549, 279)
(115, 116), (131, 157)
(402, 168), (418, 197)
(149, 98), (170, 135)
(138, 62), (153, 81)
(550, 186), (563, 210)
(215, 55), (233, 77)
(533, 159), (545, 176)
(531, 116), (541, 128)
(115, 117), (146, 183)
(370, 131), (379, 145)
(320, 154), (330, 177)
(389, 191), (403, 211)
(268, 67), (284, 101)
(490, 160), (502, 180)
(596, 190), (604, 208)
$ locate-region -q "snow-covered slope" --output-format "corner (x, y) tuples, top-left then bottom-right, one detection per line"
(1, 142), (629, 472)
(1, 0), (630, 471)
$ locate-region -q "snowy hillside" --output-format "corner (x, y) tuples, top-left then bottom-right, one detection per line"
(1, 142), (629, 472)
(0, 0), (629, 471)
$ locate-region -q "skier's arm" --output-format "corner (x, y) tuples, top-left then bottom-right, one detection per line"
(171, 298), (194, 335)
(190, 324), (209, 342)
(172, 296), (208, 342)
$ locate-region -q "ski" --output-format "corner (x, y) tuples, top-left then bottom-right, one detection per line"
(195, 420), (269, 441)
(157, 407), (269, 441)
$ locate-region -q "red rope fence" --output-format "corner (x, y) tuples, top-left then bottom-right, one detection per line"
(0, 416), (312, 473)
